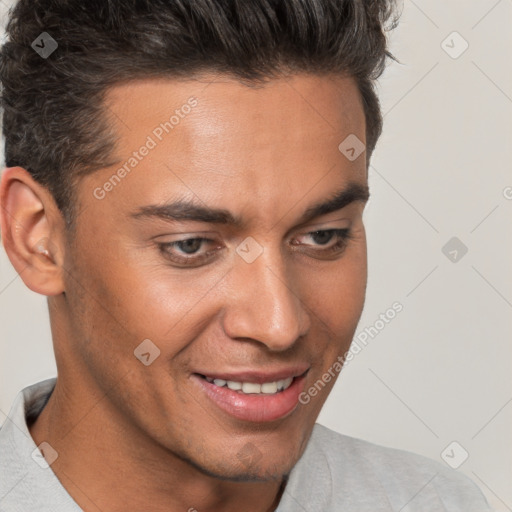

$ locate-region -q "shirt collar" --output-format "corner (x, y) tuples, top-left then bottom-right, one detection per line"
(0, 377), (82, 510)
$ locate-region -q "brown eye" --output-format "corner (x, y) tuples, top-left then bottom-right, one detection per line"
(173, 238), (204, 254)
(292, 229), (354, 258)
(309, 230), (337, 245)
(159, 237), (222, 267)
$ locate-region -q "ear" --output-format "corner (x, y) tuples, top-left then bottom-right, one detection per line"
(0, 166), (66, 296)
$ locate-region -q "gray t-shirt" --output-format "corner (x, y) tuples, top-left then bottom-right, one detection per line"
(0, 378), (492, 511)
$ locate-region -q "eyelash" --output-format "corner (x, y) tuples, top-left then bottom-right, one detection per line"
(158, 228), (354, 267)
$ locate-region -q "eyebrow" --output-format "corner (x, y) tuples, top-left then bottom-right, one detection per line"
(130, 182), (369, 229)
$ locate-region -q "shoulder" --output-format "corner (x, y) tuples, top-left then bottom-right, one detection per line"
(0, 379), (81, 511)
(286, 423), (493, 511)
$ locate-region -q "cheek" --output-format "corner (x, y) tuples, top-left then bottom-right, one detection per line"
(64, 238), (224, 368)
(62, 253), (139, 381)
(303, 238), (367, 336)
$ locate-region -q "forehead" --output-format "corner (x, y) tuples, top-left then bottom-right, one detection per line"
(104, 72), (365, 162)
(86, 73), (367, 226)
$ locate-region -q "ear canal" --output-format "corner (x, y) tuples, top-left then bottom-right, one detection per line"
(33, 237), (55, 259)
(35, 243), (49, 257)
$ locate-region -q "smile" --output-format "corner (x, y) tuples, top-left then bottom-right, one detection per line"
(193, 369), (309, 423)
(203, 376), (294, 395)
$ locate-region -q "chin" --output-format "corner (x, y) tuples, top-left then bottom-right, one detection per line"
(184, 453), (293, 483)
(203, 465), (290, 483)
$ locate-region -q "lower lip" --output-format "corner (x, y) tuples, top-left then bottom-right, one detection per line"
(192, 374), (307, 423)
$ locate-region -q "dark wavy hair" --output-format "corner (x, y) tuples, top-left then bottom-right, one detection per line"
(1, 0), (397, 225)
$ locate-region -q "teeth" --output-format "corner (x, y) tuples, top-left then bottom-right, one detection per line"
(278, 377), (293, 391)
(205, 375), (294, 394)
(242, 382), (261, 393)
(261, 382), (278, 394)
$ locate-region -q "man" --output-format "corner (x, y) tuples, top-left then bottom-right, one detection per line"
(0, 0), (492, 510)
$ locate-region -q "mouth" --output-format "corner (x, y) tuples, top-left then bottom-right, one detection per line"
(192, 368), (309, 423)
(200, 375), (295, 394)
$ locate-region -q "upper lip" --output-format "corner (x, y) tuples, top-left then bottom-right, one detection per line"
(195, 365), (310, 384)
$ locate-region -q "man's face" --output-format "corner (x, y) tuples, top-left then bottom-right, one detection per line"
(62, 73), (368, 480)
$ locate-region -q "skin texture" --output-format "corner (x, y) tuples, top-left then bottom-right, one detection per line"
(0, 73), (369, 511)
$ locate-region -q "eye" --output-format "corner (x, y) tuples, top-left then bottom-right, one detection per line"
(158, 237), (222, 266)
(292, 228), (354, 257)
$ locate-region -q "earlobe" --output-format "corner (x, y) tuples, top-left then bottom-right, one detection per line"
(0, 166), (65, 296)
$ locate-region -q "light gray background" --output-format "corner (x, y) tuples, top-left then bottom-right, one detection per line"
(1, 1), (511, 510)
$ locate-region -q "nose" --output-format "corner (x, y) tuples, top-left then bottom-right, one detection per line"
(221, 245), (310, 351)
